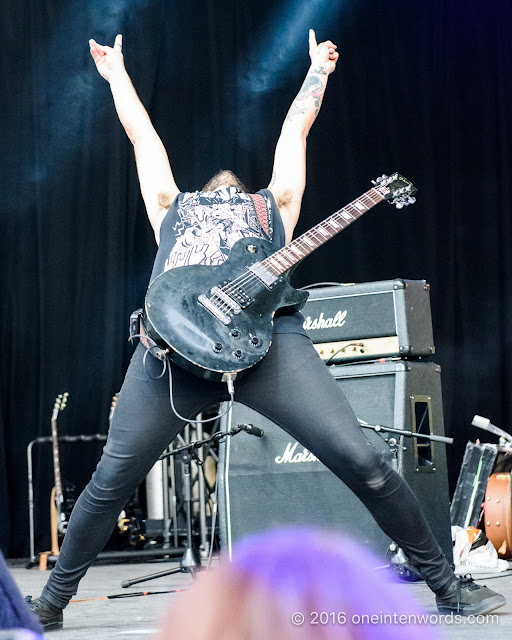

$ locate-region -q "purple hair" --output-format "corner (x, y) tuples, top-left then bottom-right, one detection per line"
(230, 527), (440, 640)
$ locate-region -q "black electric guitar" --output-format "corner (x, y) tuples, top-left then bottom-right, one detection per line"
(143, 173), (416, 382)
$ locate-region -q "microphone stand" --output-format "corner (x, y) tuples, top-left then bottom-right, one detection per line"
(121, 423), (262, 588)
(358, 419), (453, 474)
(358, 419), (453, 581)
(358, 419), (453, 444)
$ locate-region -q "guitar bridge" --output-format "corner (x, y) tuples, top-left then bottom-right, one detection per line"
(198, 294), (231, 325)
(211, 286), (242, 314)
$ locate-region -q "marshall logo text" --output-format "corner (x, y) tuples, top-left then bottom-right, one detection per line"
(303, 310), (348, 331)
(275, 442), (319, 464)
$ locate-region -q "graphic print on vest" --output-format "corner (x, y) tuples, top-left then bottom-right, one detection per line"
(163, 188), (268, 271)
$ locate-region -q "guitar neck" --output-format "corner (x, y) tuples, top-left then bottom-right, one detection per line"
(263, 188), (384, 275)
(51, 416), (63, 500)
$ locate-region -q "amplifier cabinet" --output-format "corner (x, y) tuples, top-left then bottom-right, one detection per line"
(301, 280), (435, 363)
(217, 361), (452, 563)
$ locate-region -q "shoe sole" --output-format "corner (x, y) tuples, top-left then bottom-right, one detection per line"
(437, 594), (506, 616)
(43, 620), (63, 632)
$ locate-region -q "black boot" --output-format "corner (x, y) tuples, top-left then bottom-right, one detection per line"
(25, 595), (64, 631)
(435, 575), (506, 616)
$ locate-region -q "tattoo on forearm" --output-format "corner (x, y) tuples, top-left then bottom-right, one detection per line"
(285, 72), (326, 123)
(310, 66), (328, 76)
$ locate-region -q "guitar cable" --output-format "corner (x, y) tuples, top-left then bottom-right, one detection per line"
(132, 333), (236, 425)
(166, 356), (235, 425)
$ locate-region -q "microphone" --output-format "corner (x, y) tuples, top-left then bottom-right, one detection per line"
(472, 415), (493, 429)
(471, 415), (512, 444)
(238, 423), (264, 437)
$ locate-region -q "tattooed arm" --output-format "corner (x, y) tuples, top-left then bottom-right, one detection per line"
(89, 35), (179, 243)
(268, 30), (339, 242)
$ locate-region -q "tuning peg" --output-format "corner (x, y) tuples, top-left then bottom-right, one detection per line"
(371, 174), (389, 186)
(408, 196), (416, 204)
(395, 201), (405, 210)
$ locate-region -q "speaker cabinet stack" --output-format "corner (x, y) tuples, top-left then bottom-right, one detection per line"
(217, 281), (452, 563)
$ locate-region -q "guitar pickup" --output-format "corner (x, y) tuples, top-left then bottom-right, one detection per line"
(247, 262), (279, 289)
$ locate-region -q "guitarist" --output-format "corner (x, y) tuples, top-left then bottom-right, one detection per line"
(28, 31), (504, 630)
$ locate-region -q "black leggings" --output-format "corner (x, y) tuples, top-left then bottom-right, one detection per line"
(43, 333), (454, 608)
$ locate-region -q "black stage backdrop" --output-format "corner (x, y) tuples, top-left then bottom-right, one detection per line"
(1, 0), (512, 556)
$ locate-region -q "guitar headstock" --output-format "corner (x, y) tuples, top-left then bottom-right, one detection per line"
(372, 173), (417, 209)
(109, 392), (119, 423)
(51, 392), (69, 421)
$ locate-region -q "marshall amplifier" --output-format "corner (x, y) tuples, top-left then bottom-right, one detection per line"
(300, 280), (435, 363)
(217, 361), (452, 563)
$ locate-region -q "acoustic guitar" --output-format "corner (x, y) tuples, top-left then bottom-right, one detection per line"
(485, 473), (512, 559)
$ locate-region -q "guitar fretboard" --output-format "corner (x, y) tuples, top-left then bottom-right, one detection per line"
(263, 188), (385, 275)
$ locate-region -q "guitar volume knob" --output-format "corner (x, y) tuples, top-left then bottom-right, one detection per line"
(233, 349), (243, 359)
(213, 342), (223, 353)
(250, 336), (260, 347)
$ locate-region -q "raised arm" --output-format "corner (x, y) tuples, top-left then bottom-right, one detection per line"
(268, 30), (339, 243)
(89, 34), (179, 243)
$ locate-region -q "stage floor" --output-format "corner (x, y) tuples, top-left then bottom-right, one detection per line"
(9, 559), (512, 639)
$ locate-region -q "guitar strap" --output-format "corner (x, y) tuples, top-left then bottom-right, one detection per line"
(249, 193), (271, 240)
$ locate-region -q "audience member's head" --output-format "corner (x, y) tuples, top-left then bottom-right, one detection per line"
(157, 528), (439, 640)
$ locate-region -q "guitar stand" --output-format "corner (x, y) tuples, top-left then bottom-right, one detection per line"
(121, 424), (249, 588)
(26, 433), (107, 569)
